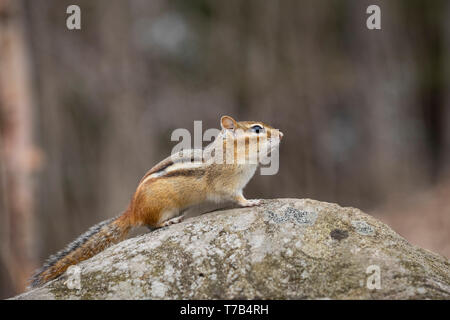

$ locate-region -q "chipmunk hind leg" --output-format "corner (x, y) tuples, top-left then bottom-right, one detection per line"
(143, 209), (184, 230)
(156, 211), (185, 227)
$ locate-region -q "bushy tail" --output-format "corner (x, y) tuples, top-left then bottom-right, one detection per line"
(30, 213), (133, 288)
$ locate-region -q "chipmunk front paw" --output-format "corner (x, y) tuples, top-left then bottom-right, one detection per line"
(240, 199), (261, 207)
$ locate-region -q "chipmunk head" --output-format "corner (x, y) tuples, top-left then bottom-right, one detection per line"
(218, 115), (283, 164)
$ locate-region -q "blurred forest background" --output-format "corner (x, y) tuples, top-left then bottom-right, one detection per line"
(1, 0), (449, 298)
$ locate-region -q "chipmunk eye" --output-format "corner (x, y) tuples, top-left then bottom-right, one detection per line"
(250, 125), (264, 134)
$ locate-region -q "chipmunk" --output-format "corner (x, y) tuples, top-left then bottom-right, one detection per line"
(30, 115), (283, 288)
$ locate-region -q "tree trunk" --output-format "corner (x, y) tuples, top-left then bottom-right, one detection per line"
(0, 0), (36, 294)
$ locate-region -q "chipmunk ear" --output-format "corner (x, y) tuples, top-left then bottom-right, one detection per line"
(221, 115), (237, 130)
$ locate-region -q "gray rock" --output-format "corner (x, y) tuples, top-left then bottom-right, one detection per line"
(12, 199), (450, 299)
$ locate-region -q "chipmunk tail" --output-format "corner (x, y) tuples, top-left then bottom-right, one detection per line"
(29, 212), (133, 289)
